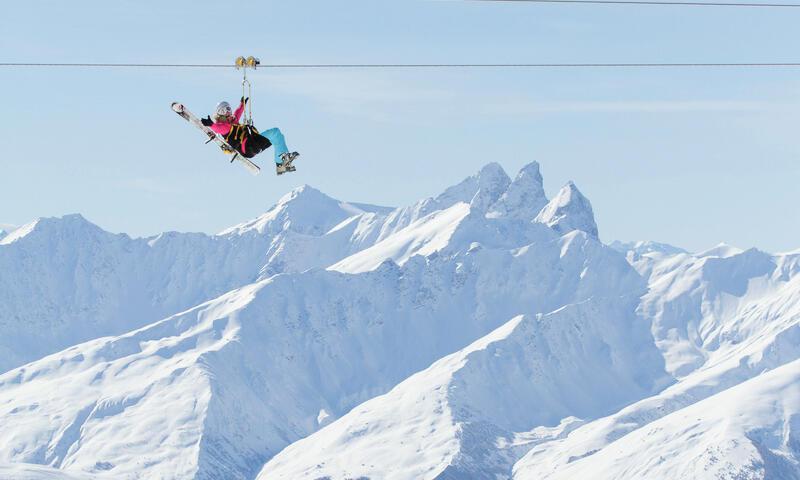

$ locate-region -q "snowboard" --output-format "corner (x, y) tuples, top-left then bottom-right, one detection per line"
(171, 102), (261, 175)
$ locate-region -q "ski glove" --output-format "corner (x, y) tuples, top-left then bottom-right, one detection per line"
(201, 116), (213, 127)
(241, 96), (249, 105)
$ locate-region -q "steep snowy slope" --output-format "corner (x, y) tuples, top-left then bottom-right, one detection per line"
(263, 243), (800, 480)
(512, 250), (800, 480)
(514, 359), (800, 480)
(373, 162), (511, 242)
(329, 202), (472, 273)
(259, 296), (667, 480)
(638, 246), (799, 377)
(0, 195), (636, 479)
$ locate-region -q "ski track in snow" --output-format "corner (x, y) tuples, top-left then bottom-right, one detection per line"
(0, 161), (799, 479)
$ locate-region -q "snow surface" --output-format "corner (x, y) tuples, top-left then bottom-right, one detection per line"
(514, 359), (800, 479)
(329, 202), (471, 273)
(0, 161), (798, 479)
(512, 249), (800, 480)
(0, 463), (96, 479)
(260, 295), (667, 479)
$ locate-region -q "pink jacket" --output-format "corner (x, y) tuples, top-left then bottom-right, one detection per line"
(210, 101), (245, 136)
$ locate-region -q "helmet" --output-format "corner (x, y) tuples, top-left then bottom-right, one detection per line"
(214, 101), (233, 119)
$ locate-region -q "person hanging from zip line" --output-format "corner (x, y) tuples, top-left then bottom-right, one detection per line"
(201, 97), (299, 174)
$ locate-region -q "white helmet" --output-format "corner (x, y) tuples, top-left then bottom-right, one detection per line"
(215, 101), (232, 118)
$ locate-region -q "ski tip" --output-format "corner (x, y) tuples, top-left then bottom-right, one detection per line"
(171, 102), (184, 113)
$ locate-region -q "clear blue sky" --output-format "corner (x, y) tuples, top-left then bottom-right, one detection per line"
(1, 0), (798, 252)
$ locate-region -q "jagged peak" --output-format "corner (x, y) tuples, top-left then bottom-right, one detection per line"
(469, 163), (513, 212)
(433, 163), (511, 208)
(477, 161), (508, 179)
(475, 163), (512, 193)
(487, 161), (548, 221)
(517, 160), (543, 179)
(534, 181), (598, 238)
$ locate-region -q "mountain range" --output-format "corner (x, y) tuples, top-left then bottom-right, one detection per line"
(0, 162), (797, 479)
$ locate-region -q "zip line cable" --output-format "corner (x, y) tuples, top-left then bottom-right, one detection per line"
(465, 0), (800, 7)
(2, 62), (800, 69)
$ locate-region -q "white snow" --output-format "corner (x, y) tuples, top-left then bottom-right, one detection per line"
(511, 248), (800, 479)
(0, 161), (798, 480)
(329, 202), (471, 273)
(0, 463), (96, 479)
(514, 359), (800, 480)
(260, 295), (667, 480)
(0, 220), (637, 478)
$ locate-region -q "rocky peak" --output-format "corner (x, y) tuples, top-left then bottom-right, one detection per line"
(534, 181), (598, 238)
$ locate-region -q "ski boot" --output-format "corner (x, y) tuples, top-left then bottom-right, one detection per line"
(276, 152), (299, 175)
(280, 151), (300, 167)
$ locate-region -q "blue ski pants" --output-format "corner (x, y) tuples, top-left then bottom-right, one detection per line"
(259, 128), (289, 164)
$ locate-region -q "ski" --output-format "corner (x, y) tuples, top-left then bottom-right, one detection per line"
(171, 102), (261, 175)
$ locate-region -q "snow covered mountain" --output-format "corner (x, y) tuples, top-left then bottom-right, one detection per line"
(0, 163), (545, 373)
(0, 161), (798, 480)
(514, 358), (800, 479)
(259, 295), (666, 480)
